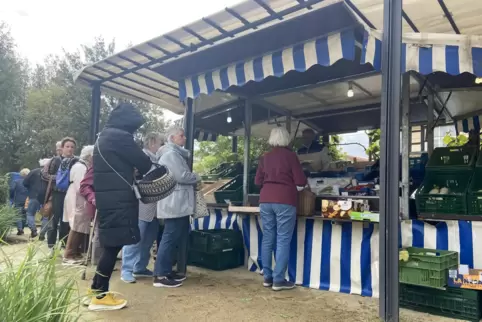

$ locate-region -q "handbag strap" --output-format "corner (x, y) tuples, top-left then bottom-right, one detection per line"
(96, 137), (134, 190)
(44, 177), (53, 204)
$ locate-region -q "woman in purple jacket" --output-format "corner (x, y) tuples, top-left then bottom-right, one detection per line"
(255, 127), (307, 291)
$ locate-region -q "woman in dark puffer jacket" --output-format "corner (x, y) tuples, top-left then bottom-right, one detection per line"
(85, 103), (152, 312)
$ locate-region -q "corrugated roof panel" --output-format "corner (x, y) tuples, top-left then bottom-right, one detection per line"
(349, 0), (482, 34)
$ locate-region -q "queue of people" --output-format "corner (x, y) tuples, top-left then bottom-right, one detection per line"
(9, 102), (313, 312)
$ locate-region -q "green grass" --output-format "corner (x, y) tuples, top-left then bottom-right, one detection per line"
(0, 205), (19, 238)
(0, 243), (82, 322)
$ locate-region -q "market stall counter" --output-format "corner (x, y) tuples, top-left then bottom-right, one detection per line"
(193, 206), (482, 299)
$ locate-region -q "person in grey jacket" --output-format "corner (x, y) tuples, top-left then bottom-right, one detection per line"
(154, 126), (199, 288)
(121, 132), (164, 283)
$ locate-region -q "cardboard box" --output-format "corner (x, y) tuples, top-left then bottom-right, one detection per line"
(448, 267), (482, 290)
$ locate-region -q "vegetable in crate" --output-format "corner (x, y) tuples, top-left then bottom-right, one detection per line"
(399, 250), (409, 262)
(428, 185), (450, 195)
(429, 186), (440, 195)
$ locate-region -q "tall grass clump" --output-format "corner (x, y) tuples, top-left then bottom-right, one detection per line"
(0, 244), (81, 322)
(0, 205), (19, 238)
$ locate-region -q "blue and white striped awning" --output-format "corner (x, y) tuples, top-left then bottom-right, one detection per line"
(362, 29), (482, 76)
(179, 29), (357, 101)
(455, 114), (482, 133)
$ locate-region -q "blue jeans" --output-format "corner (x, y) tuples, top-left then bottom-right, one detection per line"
(260, 203), (296, 284)
(154, 216), (190, 277)
(25, 199), (41, 233)
(121, 218), (159, 277)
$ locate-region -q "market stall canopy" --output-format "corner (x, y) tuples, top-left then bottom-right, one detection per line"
(73, 0), (350, 114)
(346, 0), (482, 35)
(362, 30), (482, 77)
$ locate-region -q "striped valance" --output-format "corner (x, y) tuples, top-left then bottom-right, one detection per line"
(179, 29), (358, 100)
(362, 30), (482, 76)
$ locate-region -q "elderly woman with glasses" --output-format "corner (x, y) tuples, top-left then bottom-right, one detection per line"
(255, 127), (307, 291)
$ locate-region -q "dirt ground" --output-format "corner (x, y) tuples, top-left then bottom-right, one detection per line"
(1, 232), (462, 322)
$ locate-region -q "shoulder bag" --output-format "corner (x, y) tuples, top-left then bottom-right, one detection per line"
(39, 177), (53, 218)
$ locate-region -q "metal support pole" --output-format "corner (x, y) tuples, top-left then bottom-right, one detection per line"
(427, 93), (435, 156)
(401, 73), (411, 220)
(286, 115), (292, 134)
(185, 98), (195, 169)
(232, 136), (238, 154)
(322, 135), (330, 145)
(243, 100), (252, 206)
(379, 0), (402, 321)
(89, 84), (101, 144)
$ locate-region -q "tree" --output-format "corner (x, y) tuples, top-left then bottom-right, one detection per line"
(0, 23), (29, 172)
(0, 25), (169, 172)
(366, 129), (381, 161)
(193, 136), (269, 174)
(193, 133), (347, 174)
(328, 135), (347, 161)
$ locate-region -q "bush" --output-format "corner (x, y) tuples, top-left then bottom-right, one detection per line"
(0, 244), (81, 322)
(0, 205), (19, 238)
(0, 174), (9, 204)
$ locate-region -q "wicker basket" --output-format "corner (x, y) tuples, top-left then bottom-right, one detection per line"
(297, 187), (316, 216)
(137, 164), (176, 204)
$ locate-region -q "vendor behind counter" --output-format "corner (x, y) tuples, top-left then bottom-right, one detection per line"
(297, 129), (332, 172)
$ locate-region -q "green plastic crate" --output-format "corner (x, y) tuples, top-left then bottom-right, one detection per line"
(468, 168), (482, 216)
(400, 284), (482, 321)
(415, 171), (473, 215)
(399, 266), (455, 288)
(426, 146), (477, 171)
(189, 229), (243, 254)
(400, 247), (459, 270)
(188, 248), (244, 271)
(201, 162), (240, 181)
(214, 175), (260, 204)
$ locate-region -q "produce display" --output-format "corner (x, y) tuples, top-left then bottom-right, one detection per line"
(321, 199), (373, 219)
(428, 186), (451, 195)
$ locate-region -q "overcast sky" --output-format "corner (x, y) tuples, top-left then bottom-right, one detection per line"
(2, 0), (242, 121)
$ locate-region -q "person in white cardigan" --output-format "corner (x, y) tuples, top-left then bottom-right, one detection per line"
(62, 145), (94, 264)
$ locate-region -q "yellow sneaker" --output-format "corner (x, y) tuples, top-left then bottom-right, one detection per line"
(88, 292), (127, 311)
(82, 288), (99, 306)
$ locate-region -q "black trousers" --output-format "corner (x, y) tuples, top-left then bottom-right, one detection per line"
(91, 245), (123, 292)
(47, 191), (70, 248)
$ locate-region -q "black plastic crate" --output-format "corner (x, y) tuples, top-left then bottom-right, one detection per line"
(188, 248), (244, 271)
(400, 284), (482, 321)
(189, 229), (243, 254)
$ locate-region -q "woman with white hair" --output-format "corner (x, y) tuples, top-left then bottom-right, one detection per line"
(62, 145), (95, 264)
(254, 127), (307, 291)
(154, 126), (199, 288)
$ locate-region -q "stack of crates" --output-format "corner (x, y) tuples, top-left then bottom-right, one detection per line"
(188, 229), (244, 271)
(416, 146), (478, 216)
(201, 162), (243, 181)
(400, 284), (482, 321)
(399, 247), (458, 288)
(399, 247), (482, 321)
(409, 152), (428, 188)
(468, 152), (482, 216)
(214, 174), (260, 205)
